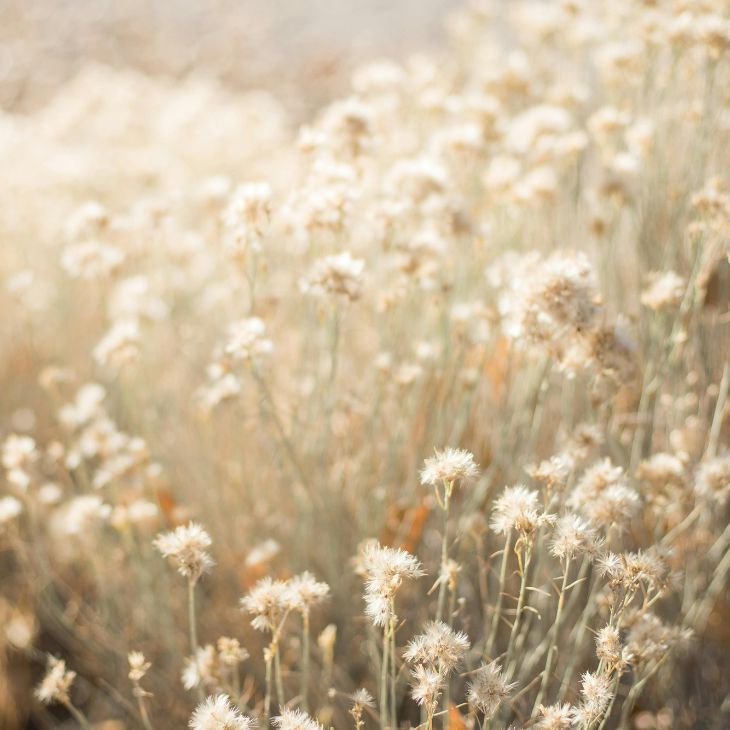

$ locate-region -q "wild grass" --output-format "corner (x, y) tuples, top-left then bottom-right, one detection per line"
(1, 2), (729, 729)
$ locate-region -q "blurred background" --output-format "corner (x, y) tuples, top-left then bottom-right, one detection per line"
(0, 0), (460, 117)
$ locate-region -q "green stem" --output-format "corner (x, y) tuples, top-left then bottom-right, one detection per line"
(187, 578), (204, 702)
(390, 616), (398, 730)
(486, 531), (512, 658)
(301, 611), (310, 711)
(274, 642), (285, 710)
(264, 650), (273, 723)
(436, 482), (453, 623)
(380, 621), (390, 730)
(503, 541), (532, 681)
(532, 557), (571, 716)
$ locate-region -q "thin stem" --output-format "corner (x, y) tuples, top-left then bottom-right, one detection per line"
(390, 616), (398, 730)
(380, 621), (390, 730)
(618, 658), (667, 730)
(274, 642), (285, 710)
(532, 557), (572, 716)
(486, 531), (512, 658)
(187, 578), (198, 654)
(301, 611), (311, 711)
(252, 367), (312, 497)
(558, 569), (602, 702)
(134, 690), (155, 730)
(436, 482), (453, 623)
(596, 670), (622, 730)
(503, 541), (532, 680)
(707, 362), (730, 459)
(232, 663), (241, 706)
(687, 540), (730, 629)
(63, 700), (93, 730)
(264, 649), (273, 724)
(187, 578), (204, 702)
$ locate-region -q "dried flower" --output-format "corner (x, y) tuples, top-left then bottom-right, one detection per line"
(128, 651), (151, 683)
(301, 252), (365, 300)
(360, 542), (424, 626)
(287, 571), (330, 614)
(410, 664), (444, 709)
(595, 625), (624, 667)
(467, 662), (515, 719)
(216, 637), (249, 667)
(641, 271), (685, 310)
(189, 694), (256, 730)
(182, 645), (217, 690)
(404, 620), (470, 674)
(223, 318), (274, 362)
(490, 484), (550, 536)
(240, 577), (294, 632)
(572, 671), (613, 727)
(694, 455), (730, 504)
(420, 448), (479, 488)
(0, 496), (23, 526)
(154, 523), (214, 583)
(35, 656), (76, 705)
(272, 708), (324, 730)
(550, 513), (598, 561)
(536, 703), (574, 729)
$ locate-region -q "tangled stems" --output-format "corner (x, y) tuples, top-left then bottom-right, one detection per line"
(378, 598), (399, 730)
(486, 530), (512, 657)
(617, 656), (668, 729)
(263, 609), (292, 723)
(596, 669), (623, 730)
(532, 557), (572, 716)
(503, 536), (533, 681)
(558, 566), (605, 702)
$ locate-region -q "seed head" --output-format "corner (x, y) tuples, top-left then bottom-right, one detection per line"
(301, 252), (365, 301)
(404, 621), (470, 674)
(35, 655), (76, 705)
(154, 522), (214, 583)
(490, 484), (549, 536)
(467, 661), (515, 719)
(272, 708), (324, 730)
(537, 703), (574, 729)
(240, 577), (294, 632)
(287, 571), (330, 615)
(128, 651), (151, 683)
(0, 496), (23, 527)
(420, 448), (479, 489)
(216, 637), (249, 667)
(410, 664), (444, 710)
(182, 645), (217, 690)
(359, 542), (424, 627)
(572, 671), (612, 726)
(189, 694), (256, 730)
(694, 455), (730, 504)
(550, 513), (598, 561)
(595, 625), (623, 667)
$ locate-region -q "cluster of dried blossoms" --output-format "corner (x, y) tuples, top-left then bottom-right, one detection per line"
(2, 0), (730, 728)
